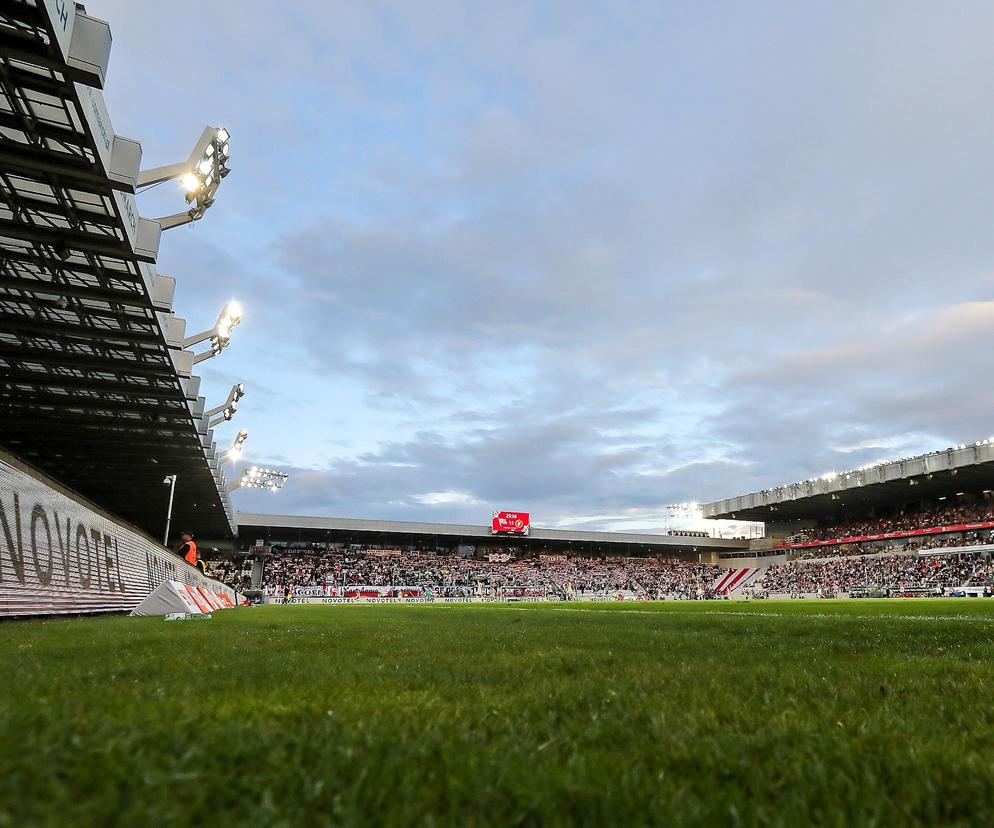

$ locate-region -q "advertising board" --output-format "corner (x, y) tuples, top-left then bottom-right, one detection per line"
(0, 453), (239, 617)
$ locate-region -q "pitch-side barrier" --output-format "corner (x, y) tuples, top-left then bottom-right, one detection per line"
(270, 593), (679, 605)
(0, 450), (241, 617)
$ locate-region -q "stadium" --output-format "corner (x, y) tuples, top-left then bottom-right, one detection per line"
(3, 2), (994, 826)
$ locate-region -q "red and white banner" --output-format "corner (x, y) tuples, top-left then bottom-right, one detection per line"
(775, 521), (994, 551)
(491, 510), (530, 535)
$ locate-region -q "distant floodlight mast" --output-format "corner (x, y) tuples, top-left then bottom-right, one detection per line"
(184, 302), (242, 364)
(226, 466), (289, 493)
(220, 429), (249, 464)
(137, 126), (231, 230)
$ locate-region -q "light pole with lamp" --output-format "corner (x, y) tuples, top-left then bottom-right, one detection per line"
(163, 474), (178, 546)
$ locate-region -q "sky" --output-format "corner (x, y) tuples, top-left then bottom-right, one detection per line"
(89, 1), (994, 532)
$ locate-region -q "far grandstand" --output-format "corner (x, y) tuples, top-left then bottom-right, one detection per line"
(207, 513), (747, 601)
(701, 441), (994, 599)
(195, 449), (994, 603)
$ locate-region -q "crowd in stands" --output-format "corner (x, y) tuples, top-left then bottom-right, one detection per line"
(202, 523), (994, 602)
(783, 502), (994, 545)
(757, 552), (994, 596)
(203, 558), (254, 593)
(794, 529), (994, 560)
(258, 547), (723, 600)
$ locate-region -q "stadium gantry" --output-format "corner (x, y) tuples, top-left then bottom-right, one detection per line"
(0, 1), (263, 542)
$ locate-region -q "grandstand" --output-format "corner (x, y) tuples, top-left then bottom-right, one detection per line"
(701, 442), (994, 597)
(0, 1), (271, 615)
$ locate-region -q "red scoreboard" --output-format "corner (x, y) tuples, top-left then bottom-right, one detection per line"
(491, 511), (530, 535)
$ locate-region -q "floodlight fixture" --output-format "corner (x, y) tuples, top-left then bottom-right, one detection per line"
(226, 465), (289, 493)
(208, 402), (239, 429)
(137, 126), (232, 230)
(204, 382), (246, 418)
(186, 302), (242, 364)
(220, 429), (250, 464)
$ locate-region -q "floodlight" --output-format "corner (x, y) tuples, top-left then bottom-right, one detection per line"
(220, 429), (249, 464)
(226, 465), (289, 493)
(137, 126), (232, 230)
(208, 403), (238, 429)
(205, 382), (247, 419)
(185, 302), (242, 363)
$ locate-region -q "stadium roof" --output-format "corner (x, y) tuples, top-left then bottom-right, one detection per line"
(701, 440), (994, 522)
(236, 513), (751, 552)
(0, 2), (236, 538)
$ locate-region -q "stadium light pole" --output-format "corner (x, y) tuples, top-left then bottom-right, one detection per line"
(226, 466), (289, 493)
(138, 126), (231, 230)
(162, 474), (177, 546)
(184, 303), (242, 365)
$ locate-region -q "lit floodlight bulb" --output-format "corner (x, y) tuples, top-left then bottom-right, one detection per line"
(205, 144), (215, 157)
(197, 158), (213, 176)
(221, 143), (230, 157)
(216, 128), (229, 143)
(180, 172), (200, 192)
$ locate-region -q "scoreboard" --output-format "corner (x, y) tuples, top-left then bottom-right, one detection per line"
(491, 511), (530, 535)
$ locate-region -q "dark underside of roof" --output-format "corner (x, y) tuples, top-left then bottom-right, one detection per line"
(712, 464), (994, 523)
(0, 2), (232, 539)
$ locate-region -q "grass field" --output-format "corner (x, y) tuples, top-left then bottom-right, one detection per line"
(4, 600), (994, 827)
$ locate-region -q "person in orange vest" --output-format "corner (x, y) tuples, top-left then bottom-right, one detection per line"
(177, 530), (198, 568)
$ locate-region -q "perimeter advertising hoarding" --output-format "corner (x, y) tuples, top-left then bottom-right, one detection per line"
(491, 511), (530, 535)
(0, 453), (238, 617)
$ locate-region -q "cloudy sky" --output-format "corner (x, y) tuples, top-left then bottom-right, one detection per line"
(91, 1), (994, 531)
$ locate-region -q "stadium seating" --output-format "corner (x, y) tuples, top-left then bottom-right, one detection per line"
(756, 552), (993, 596)
(237, 548), (725, 600)
(202, 543), (994, 602)
(780, 501), (994, 548)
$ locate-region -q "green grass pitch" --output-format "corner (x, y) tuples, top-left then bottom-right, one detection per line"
(4, 600), (994, 827)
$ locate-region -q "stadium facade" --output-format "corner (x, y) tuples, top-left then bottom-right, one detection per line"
(0, 2), (246, 615)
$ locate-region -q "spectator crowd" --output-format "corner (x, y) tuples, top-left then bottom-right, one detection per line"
(794, 529), (994, 560)
(255, 547), (723, 600)
(783, 501), (994, 546)
(757, 552), (994, 596)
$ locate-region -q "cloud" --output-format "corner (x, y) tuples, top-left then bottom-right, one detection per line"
(85, 0), (994, 527)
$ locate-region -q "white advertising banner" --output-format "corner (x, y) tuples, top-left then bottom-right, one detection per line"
(43, 0), (76, 62)
(0, 454), (239, 617)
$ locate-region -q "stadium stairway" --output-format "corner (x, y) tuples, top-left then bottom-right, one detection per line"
(712, 567), (767, 597)
(251, 559), (265, 590)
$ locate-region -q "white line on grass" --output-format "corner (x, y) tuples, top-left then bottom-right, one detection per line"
(438, 605), (994, 624)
